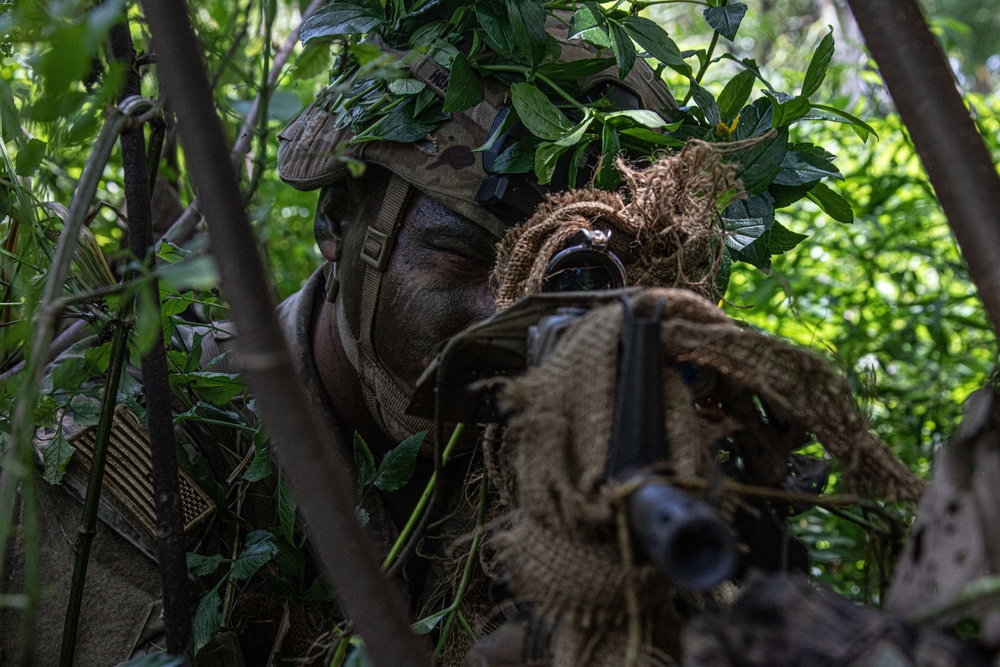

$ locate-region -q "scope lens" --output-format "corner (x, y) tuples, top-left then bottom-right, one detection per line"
(542, 249), (626, 293)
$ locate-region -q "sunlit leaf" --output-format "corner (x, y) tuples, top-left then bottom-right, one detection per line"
(300, 1), (386, 43)
(802, 27), (835, 98)
(808, 182), (855, 224)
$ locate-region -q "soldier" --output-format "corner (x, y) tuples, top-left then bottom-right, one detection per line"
(1, 18), (676, 667)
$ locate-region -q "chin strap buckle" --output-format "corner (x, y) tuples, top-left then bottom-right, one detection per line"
(360, 225), (394, 270)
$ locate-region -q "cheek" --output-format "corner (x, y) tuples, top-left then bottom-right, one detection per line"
(374, 258), (495, 388)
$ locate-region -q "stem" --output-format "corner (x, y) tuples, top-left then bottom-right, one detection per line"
(381, 423), (464, 571)
(244, 0), (276, 201)
(59, 318), (130, 666)
(432, 470), (488, 661)
(163, 0), (329, 246)
(111, 18), (193, 660)
(682, 29), (720, 106)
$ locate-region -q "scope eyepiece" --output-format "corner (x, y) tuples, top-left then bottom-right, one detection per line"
(542, 228), (627, 293)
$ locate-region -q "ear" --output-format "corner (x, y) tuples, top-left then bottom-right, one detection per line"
(314, 184), (347, 262)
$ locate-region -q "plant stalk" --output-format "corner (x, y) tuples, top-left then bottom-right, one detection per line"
(110, 18), (194, 660)
(58, 318), (130, 667)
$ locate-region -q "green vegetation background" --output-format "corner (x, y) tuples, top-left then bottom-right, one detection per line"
(0, 0), (998, 606)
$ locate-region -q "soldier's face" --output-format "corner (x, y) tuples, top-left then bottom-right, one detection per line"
(345, 192), (498, 397)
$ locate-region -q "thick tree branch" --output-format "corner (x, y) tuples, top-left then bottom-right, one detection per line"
(138, 2), (429, 665)
(847, 0), (1000, 338)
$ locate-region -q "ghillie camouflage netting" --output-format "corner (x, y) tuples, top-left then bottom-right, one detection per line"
(439, 143), (927, 666)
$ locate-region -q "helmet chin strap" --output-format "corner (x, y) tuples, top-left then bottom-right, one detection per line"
(332, 174), (435, 441)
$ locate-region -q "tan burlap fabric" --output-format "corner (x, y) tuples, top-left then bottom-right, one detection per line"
(483, 288), (924, 666)
(492, 142), (742, 310)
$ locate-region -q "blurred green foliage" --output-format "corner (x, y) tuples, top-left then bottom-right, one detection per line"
(0, 0), (997, 609)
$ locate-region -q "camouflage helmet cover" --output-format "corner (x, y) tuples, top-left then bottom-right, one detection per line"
(277, 17), (676, 239)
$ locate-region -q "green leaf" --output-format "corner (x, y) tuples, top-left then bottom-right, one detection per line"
(291, 42), (333, 79)
(727, 127), (788, 195)
(506, 0), (547, 68)
(724, 204), (777, 270)
(442, 53), (484, 113)
(475, 4), (518, 60)
(300, 1), (386, 43)
(535, 141), (570, 186)
(412, 607), (452, 635)
(723, 217), (768, 253)
(357, 98), (447, 144)
(808, 103), (878, 142)
(160, 296), (190, 318)
(243, 440), (273, 482)
(42, 426), (76, 485)
(276, 474), (297, 542)
(602, 110), (672, 130)
(69, 395), (100, 427)
(807, 182), (854, 224)
(134, 285), (160, 357)
(766, 94), (810, 128)
(609, 21), (637, 80)
(193, 587), (223, 653)
(374, 431), (427, 492)
(689, 80), (721, 127)
(52, 356), (89, 394)
(768, 220), (808, 255)
(620, 16), (691, 76)
(569, 2), (612, 49)
(537, 57), (617, 82)
(733, 97), (774, 139)
(387, 78), (426, 96)
(802, 27), (835, 98)
(769, 181), (818, 208)
(619, 127), (685, 147)
(719, 54), (776, 93)
(703, 3), (748, 41)
(186, 552), (228, 577)
(773, 145), (842, 186)
(230, 531), (278, 580)
(596, 124), (621, 190)
(0, 79), (20, 142)
(491, 137), (541, 174)
(15, 138), (45, 177)
(185, 372), (245, 406)
(510, 83), (573, 141)
(717, 70), (756, 121)
(353, 432), (376, 499)
(555, 112), (594, 147)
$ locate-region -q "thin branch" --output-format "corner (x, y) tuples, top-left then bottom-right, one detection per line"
(162, 0), (329, 245)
